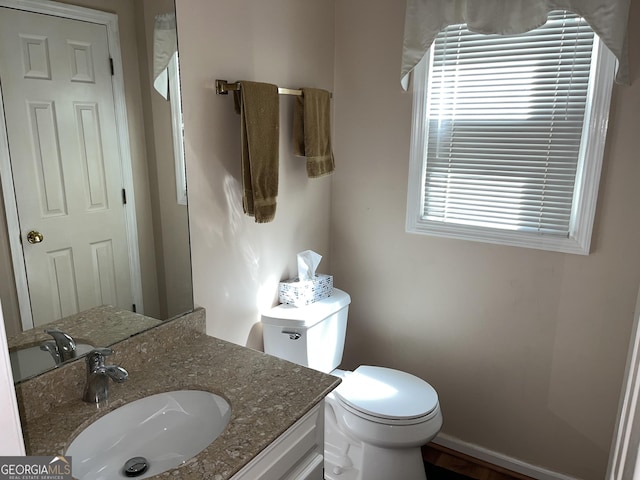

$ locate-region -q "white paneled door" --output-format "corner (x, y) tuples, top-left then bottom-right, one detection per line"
(0, 8), (133, 327)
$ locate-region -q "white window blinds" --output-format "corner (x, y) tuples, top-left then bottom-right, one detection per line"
(421, 11), (595, 236)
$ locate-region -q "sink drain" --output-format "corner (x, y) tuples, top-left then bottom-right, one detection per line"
(123, 457), (149, 477)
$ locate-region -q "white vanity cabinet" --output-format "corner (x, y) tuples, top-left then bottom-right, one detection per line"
(231, 401), (325, 480)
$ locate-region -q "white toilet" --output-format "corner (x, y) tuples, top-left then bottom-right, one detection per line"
(261, 288), (442, 480)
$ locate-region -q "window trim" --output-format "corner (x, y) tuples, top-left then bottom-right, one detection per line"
(168, 52), (187, 206)
(406, 28), (616, 255)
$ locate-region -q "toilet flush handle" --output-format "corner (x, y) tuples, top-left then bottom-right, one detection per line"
(282, 331), (301, 340)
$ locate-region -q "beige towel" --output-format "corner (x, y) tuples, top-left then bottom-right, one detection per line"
(292, 88), (335, 178)
(234, 81), (279, 223)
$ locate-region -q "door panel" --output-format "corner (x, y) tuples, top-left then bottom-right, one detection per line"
(76, 103), (108, 210)
(90, 239), (118, 306)
(28, 101), (68, 217)
(45, 247), (79, 320)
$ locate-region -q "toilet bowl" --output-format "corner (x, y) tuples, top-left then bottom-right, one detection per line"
(324, 366), (442, 480)
(261, 289), (442, 480)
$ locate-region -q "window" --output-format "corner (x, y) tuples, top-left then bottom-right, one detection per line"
(168, 52), (187, 206)
(406, 11), (615, 254)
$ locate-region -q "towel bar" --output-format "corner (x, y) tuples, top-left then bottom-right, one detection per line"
(215, 79), (331, 98)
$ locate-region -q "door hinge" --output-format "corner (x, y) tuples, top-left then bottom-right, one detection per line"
(132, 304), (137, 313)
(109, 57), (114, 76)
(122, 188), (127, 205)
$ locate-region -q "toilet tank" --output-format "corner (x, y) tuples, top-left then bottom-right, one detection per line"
(261, 288), (351, 373)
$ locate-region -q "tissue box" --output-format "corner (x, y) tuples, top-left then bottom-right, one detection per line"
(279, 274), (334, 307)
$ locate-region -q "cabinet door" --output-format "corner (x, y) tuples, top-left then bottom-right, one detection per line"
(232, 401), (324, 480)
(282, 452), (323, 480)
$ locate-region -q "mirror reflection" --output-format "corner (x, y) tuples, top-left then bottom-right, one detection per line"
(0, 0), (192, 381)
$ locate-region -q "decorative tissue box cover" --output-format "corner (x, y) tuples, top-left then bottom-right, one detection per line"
(279, 274), (334, 307)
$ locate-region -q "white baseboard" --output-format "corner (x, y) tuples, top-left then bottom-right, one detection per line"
(432, 433), (580, 480)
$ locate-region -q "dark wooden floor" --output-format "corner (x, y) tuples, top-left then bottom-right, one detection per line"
(423, 444), (535, 480)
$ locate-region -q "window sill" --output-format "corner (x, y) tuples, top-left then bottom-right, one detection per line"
(406, 217), (591, 255)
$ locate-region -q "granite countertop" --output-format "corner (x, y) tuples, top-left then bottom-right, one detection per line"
(7, 305), (162, 352)
(21, 331), (340, 479)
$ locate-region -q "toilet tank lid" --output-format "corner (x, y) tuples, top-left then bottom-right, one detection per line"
(261, 288), (351, 327)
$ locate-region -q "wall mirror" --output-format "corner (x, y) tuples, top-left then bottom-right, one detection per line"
(0, 0), (192, 382)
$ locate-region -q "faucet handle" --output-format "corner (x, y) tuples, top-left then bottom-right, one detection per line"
(44, 329), (76, 346)
(89, 347), (113, 356)
(85, 348), (114, 369)
(44, 329), (77, 362)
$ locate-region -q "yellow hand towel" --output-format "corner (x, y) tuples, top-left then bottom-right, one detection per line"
(234, 81), (279, 223)
(292, 88), (335, 178)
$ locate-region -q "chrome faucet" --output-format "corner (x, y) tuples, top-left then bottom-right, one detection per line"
(40, 329), (77, 364)
(83, 348), (128, 404)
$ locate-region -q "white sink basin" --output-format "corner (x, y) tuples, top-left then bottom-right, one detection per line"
(10, 343), (94, 382)
(66, 390), (231, 480)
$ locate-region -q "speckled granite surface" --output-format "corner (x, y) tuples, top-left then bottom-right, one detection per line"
(8, 305), (162, 354)
(15, 309), (206, 422)
(17, 309), (340, 479)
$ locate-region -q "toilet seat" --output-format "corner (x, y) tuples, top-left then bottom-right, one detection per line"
(334, 366), (439, 425)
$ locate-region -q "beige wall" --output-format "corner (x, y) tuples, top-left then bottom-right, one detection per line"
(177, 0), (639, 477)
(332, 2), (640, 479)
(176, 0), (335, 348)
